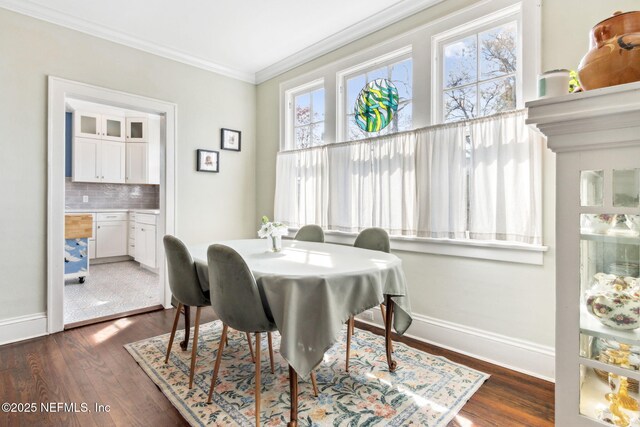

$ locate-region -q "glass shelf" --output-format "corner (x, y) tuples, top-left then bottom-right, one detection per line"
(581, 306), (640, 347)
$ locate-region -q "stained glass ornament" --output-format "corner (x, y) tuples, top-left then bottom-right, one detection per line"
(354, 78), (399, 133)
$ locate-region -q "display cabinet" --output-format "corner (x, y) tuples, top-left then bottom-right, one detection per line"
(528, 81), (640, 426)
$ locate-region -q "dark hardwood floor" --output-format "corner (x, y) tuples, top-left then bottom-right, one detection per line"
(0, 309), (554, 426)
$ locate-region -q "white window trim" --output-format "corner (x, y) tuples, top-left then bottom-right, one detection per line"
(283, 78), (325, 151)
(336, 45), (413, 143)
(431, 3), (523, 124)
(285, 228), (547, 265)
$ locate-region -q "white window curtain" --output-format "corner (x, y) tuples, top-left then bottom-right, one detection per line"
(327, 134), (417, 234)
(274, 109), (543, 246)
(415, 124), (467, 238)
(274, 147), (328, 228)
(468, 110), (543, 244)
(327, 141), (373, 232)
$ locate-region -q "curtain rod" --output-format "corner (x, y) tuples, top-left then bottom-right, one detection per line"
(279, 108), (528, 154)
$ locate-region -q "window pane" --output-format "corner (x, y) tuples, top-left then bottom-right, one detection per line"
(479, 76), (516, 116)
(366, 66), (387, 82)
(443, 86), (477, 122)
(613, 169), (640, 207)
(580, 170), (604, 207)
(311, 123), (324, 146)
(443, 35), (477, 88)
(397, 102), (412, 132)
(294, 93), (310, 126)
(480, 22), (517, 80)
(347, 115), (365, 141)
(391, 58), (413, 101)
(295, 126), (310, 148)
(346, 74), (366, 112)
(311, 89), (325, 123)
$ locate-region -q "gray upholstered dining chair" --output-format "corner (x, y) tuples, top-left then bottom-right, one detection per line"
(205, 244), (277, 426)
(206, 244), (317, 426)
(163, 235), (212, 389)
(346, 227), (391, 371)
(294, 224), (325, 243)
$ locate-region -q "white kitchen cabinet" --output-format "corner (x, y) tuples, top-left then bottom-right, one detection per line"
(126, 143), (160, 185)
(89, 214), (96, 259)
(135, 213), (157, 269)
(126, 117), (148, 142)
(125, 117), (160, 185)
(73, 138), (125, 183)
(128, 213), (136, 256)
(96, 220), (128, 258)
(126, 143), (149, 184)
(100, 141), (126, 183)
(74, 111), (125, 142)
(74, 112), (101, 139)
(73, 138), (100, 182)
(528, 81), (640, 426)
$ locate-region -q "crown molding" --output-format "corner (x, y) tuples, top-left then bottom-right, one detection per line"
(0, 0), (256, 83)
(1, 0), (445, 85)
(255, 0), (444, 84)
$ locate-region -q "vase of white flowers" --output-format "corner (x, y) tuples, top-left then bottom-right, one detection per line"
(258, 216), (288, 252)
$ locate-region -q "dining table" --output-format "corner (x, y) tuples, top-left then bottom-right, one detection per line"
(188, 238), (412, 426)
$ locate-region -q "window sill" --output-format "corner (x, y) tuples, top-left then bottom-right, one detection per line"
(286, 229), (548, 265)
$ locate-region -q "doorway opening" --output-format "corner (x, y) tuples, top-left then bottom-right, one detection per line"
(48, 77), (177, 334)
(63, 99), (164, 328)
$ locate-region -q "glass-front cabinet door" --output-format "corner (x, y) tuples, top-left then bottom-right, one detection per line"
(74, 111), (102, 139)
(126, 117), (148, 142)
(578, 153), (640, 426)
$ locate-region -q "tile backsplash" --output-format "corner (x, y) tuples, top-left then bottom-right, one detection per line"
(65, 178), (159, 209)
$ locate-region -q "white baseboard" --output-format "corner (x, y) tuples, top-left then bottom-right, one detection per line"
(0, 312), (48, 346)
(356, 308), (555, 382)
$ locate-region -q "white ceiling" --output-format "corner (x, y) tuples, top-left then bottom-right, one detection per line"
(0, 0), (443, 83)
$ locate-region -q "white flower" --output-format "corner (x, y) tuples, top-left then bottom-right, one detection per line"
(257, 217), (288, 238)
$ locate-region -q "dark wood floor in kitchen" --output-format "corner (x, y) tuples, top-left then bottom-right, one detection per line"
(0, 309), (554, 426)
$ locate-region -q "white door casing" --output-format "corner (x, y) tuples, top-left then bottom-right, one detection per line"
(48, 76), (177, 334)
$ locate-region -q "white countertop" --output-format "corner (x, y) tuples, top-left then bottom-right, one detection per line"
(65, 208), (159, 214)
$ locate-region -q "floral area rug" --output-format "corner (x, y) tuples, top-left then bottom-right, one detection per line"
(125, 320), (489, 426)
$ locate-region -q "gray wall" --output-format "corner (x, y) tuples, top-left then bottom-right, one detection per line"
(0, 8), (256, 320)
(255, 0), (639, 351)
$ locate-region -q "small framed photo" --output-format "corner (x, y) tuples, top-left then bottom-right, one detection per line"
(196, 149), (219, 172)
(221, 128), (241, 151)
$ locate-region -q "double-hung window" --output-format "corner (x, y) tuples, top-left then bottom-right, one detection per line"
(338, 48), (413, 141)
(434, 9), (521, 123)
(284, 79), (325, 150)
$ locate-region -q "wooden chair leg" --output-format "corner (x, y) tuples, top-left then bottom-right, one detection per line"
(246, 332), (255, 363)
(380, 303), (387, 324)
(255, 332), (261, 427)
(346, 316), (354, 372)
(180, 305), (191, 351)
(207, 323), (228, 403)
(310, 372), (318, 397)
(165, 303), (182, 364)
(188, 307), (202, 389)
(267, 332), (275, 374)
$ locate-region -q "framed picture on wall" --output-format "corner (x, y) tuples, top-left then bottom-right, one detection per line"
(196, 149), (219, 172)
(221, 128), (241, 151)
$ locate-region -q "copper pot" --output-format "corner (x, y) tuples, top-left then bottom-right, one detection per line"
(577, 11), (640, 90)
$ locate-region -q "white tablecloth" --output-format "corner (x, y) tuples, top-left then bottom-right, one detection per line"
(189, 239), (412, 377)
